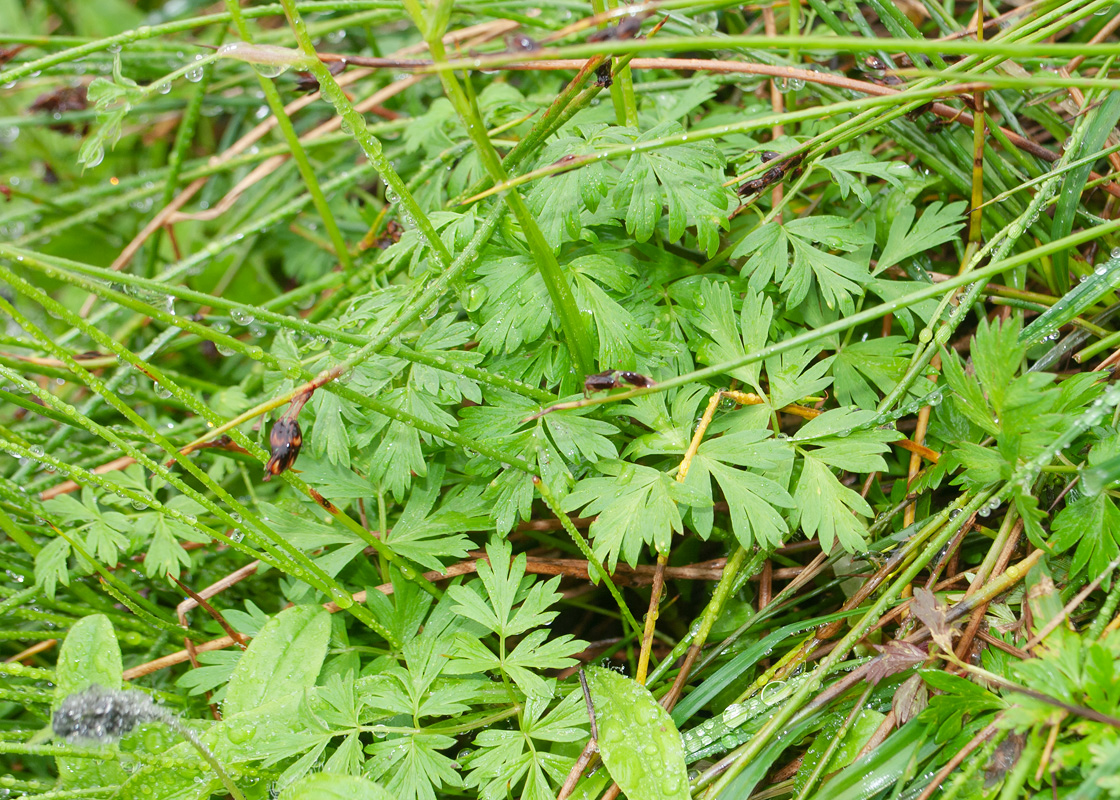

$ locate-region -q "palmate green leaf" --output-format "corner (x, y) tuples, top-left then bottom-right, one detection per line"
(544, 410), (619, 464)
(368, 661), (476, 721)
(450, 628), (581, 698)
(585, 665), (690, 800)
(385, 464), (477, 570)
(449, 537), (538, 636)
(1052, 493), (1120, 583)
(80, 61), (142, 169)
(571, 279), (651, 371)
(1001, 635), (1120, 732)
(732, 216), (872, 313)
(526, 125), (629, 247)
(402, 96), (459, 156)
(366, 732), (463, 800)
(365, 386), (458, 502)
(482, 465), (537, 534)
(35, 535), (71, 598)
(133, 497), (209, 579)
(411, 315), (484, 405)
(939, 344), (1000, 438)
(793, 407), (900, 471)
(691, 279), (772, 387)
(447, 538), (585, 696)
(704, 460), (793, 549)
(625, 385), (710, 460)
(833, 336), (915, 407)
(45, 489), (130, 566)
(686, 429), (795, 547)
(473, 252), (553, 354)
(359, 630), (476, 720)
(764, 344), (834, 409)
(384, 211), (477, 280)
(176, 649), (242, 697)
(612, 121), (732, 256)
(562, 460), (709, 568)
(789, 408), (896, 552)
(793, 456), (873, 554)
(968, 316), (1025, 416)
(875, 201), (966, 273)
(918, 670), (1005, 743)
(309, 391), (353, 468)
(866, 277), (941, 338)
(817, 151), (912, 205)
(466, 691), (587, 800)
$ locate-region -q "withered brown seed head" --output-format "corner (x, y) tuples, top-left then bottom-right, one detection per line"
(263, 418), (302, 480)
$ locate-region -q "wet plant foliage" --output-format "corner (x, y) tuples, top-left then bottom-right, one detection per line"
(4, 1), (1120, 798)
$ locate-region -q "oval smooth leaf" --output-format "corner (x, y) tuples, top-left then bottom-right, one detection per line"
(223, 604), (330, 717)
(585, 666), (689, 800)
(54, 614), (126, 789)
(279, 773), (394, 800)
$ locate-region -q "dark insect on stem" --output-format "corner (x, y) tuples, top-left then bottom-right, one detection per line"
(738, 166), (784, 196)
(595, 63), (613, 88)
(263, 390), (311, 480)
(583, 370), (656, 396)
(737, 152), (804, 196)
(264, 418), (302, 480)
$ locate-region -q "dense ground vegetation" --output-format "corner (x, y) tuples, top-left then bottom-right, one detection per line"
(4, 0), (1120, 797)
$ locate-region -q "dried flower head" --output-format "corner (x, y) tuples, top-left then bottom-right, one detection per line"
(52, 685), (164, 743)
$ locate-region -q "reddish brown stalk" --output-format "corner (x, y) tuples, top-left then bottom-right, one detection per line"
(319, 51), (1119, 195)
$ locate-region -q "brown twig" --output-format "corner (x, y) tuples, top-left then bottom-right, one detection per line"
(914, 721), (1001, 800)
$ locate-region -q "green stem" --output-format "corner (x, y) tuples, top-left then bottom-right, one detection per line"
(401, 0), (595, 377)
(699, 488), (993, 795)
(6, 244), (550, 402)
(1, 247), (534, 474)
(878, 88), (1105, 413)
(0, 276), (400, 641)
(0, 507), (41, 556)
(534, 477), (641, 634)
(278, 0), (452, 275)
(529, 215), (1120, 416)
(222, 0), (354, 272)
